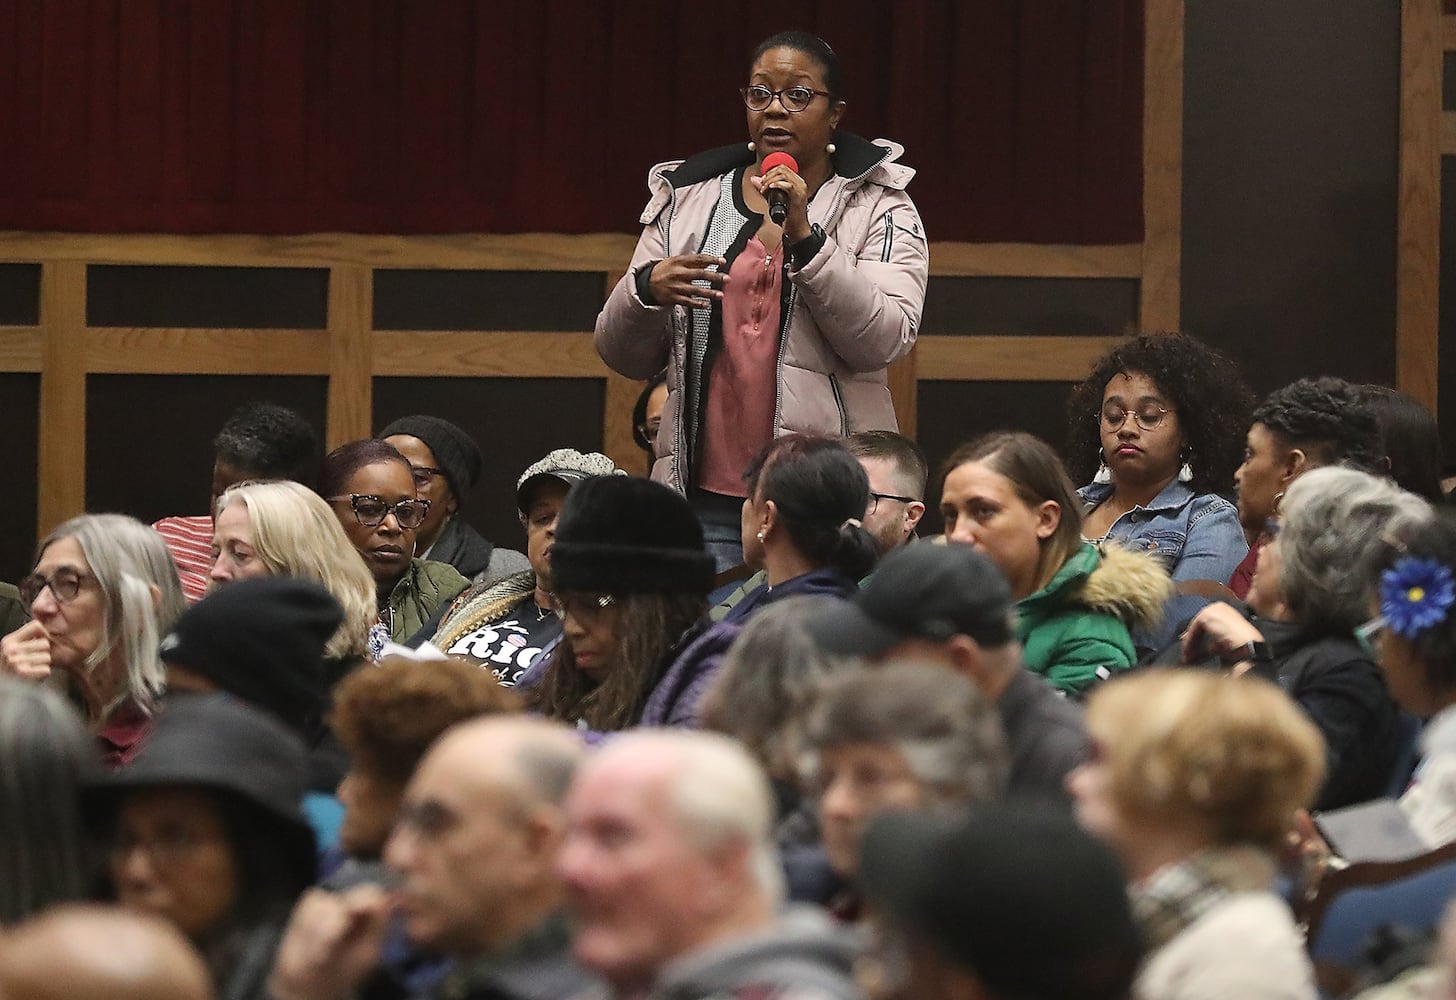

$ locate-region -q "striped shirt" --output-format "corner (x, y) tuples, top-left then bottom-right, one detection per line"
(153, 514), (213, 604)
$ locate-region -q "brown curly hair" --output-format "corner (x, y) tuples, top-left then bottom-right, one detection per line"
(330, 656), (522, 786)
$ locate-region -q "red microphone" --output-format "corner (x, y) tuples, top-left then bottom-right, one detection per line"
(760, 152), (799, 226)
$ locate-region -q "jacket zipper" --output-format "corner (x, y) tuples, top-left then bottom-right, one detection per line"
(658, 177), (692, 496)
(828, 373), (848, 435)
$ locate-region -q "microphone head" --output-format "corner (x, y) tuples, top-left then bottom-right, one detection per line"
(760, 152), (799, 175)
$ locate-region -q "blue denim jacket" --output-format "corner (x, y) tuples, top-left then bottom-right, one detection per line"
(1077, 480), (1249, 585)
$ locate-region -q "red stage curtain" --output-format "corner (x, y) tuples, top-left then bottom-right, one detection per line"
(0, 1), (1143, 242)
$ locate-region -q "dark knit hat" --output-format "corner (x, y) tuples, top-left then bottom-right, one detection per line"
(158, 577), (343, 736)
(861, 802), (1142, 1000)
(378, 415), (483, 500)
(550, 476), (715, 595)
(803, 543), (1015, 657)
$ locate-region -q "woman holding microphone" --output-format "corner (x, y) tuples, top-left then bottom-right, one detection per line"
(596, 31), (929, 571)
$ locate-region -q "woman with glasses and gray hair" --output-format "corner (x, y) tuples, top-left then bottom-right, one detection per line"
(319, 440), (469, 653)
(595, 30), (928, 572)
(1067, 333), (1254, 593)
(0, 513), (184, 766)
(1182, 466), (1428, 809)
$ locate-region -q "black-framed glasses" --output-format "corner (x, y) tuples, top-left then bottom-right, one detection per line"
(1099, 402), (1171, 432)
(868, 491), (918, 515)
(553, 593), (617, 623)
(328, 494), (431, 529)
(409, 465), (446, 489)
(741, 85), (831, 113)
(18, 567), (94, 606)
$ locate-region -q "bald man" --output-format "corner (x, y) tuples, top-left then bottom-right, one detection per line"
(0, 904), (212, 1000)
(269, 716), (594, 1000)
(557, 730), (859, 1000)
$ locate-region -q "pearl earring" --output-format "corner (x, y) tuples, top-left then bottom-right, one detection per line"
(756, 530), (766, 542)
(826, 142), (837, 154)
(747, 141), (756, 152)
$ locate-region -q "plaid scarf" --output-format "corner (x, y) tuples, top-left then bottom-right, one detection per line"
(1131, 846), (1278, 951)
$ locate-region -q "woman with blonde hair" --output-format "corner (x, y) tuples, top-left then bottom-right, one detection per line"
(0, 514), (184, 766)
(1069, 669), (1325, 1000)
(210, 480), (375, 663)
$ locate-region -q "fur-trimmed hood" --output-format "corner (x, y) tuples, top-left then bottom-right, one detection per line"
(1076, 541), (1175, 631)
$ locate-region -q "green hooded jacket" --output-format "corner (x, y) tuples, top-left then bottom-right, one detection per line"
(1016, 541), (1172, 698)
(386, 557), (470, 643)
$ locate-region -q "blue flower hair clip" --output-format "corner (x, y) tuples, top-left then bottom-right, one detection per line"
(1379, 556), (1456, 640)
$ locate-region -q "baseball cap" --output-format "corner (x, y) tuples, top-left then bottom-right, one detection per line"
(515, 448), (625, 512)
(861, 802), (1142, 1000)
(803, 543), (1015, 658)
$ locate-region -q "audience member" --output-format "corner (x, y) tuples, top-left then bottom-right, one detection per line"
(0, 581), (27, 637)
(558, 730), (860, 1000)
(1366, 509), (1456, 845)
(379, 415), (530, 584)
(1360, 384), (1445, 503)
(1070, 670), (1325, 1000)
(845, 429), (927, 557)
(649, 435), (877, 726)
(631, 372), (669, 466)
(268, 717), (593, 1000)
(327, 655), (521, 883)
(97, 696), (316, 1000)
(940, 431), (1171, 695)
(0, 514), (185, 766)
(805, 543), (1087, 799)
(0, 904), (213, 1000)
(154, 401), (318, 603)
(1068, 333), (1253, 586)
(208, 481), (375, 665)
(1183, 467), (1424, 809)
(528, 476), (714, 732)
(860, 802), (1141, 1000)
(320, 440), (470, 652)
(425, 449), (624, 683)
(803, 662), (1008, 915)
(157, 577), (350, 845)
(1230, 376), (1384, 597)
(0, 678), (97, 925)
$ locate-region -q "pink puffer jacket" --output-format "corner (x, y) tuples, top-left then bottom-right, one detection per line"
(594, 133), (929, 495)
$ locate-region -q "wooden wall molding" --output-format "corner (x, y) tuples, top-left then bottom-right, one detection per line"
(1399, 0), (1442, 413)
(1141, 0), (1185, 330)
(37, 262), (87, 534)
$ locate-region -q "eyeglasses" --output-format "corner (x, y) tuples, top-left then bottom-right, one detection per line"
(409, 465), (446, 489)
(553, 593), (617, 623)
(328, 494), (431, 529)
(1355, 615), (1386, 658)
(1099, 402), (1172, 432)
(19, 567), (94, 606)
(741, 85), (831, 113)
(868, 491), (918, 515)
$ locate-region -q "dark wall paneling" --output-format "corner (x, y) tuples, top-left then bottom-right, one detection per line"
(1439, 159), (1456, 467)
(914, 380), (1076, 536)
(86, 266), (329, 328)
(86, 375), (329, 523)
(1444, 52), (1456, 110)
(0, 375), (40, 582)
(920, 277), (1139, 336)
(1182, 0), (1399, 399)
(0, 265), (41, 325)
(372, 270), (605, 331)
(373, 377), (605, 553)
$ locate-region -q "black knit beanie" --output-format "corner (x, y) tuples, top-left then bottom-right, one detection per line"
(157, 577), (343, 736)
(378, 415), (483, 500)
(550, 476), (715, 595)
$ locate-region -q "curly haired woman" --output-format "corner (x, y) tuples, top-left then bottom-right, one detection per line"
(1067, 333), (1254, 590)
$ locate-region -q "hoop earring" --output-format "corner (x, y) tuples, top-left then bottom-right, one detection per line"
(1271, 491), (1284, 516)
(1093, 450), (1112, 485)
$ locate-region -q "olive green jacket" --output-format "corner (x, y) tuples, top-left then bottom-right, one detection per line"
(386, 557), (470, 644)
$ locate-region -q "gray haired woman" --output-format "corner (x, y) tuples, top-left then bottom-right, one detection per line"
(1183, 466), (1431, 809)
(802, 661), (1008, 911)
(0, 513), (185, 766)
(0, 677), (98, 924)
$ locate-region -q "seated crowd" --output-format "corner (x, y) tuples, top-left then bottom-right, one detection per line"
(3, 331), (1456, 1000)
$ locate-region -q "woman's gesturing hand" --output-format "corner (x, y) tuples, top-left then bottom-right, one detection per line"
(647, 255), (729, 309)
(0, 620), (52, 681)
(1180, 601), (1265, 667)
